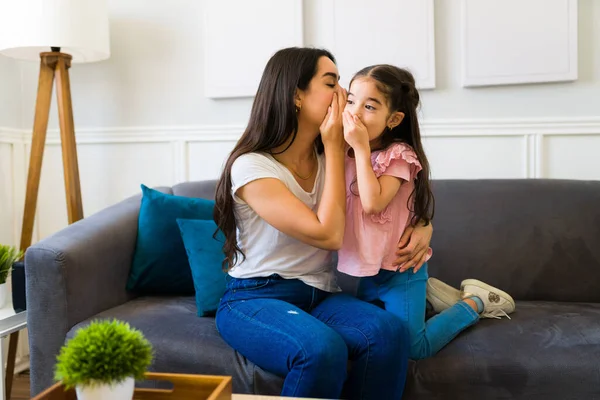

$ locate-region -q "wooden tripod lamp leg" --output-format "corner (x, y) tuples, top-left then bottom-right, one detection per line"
(55, 55), (84, 224)
(19, 57), (55, 252)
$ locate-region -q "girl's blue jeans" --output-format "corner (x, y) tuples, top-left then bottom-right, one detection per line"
(357, 263), (479, 360)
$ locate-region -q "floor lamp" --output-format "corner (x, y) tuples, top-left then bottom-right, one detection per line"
(0, 1), (110, 397)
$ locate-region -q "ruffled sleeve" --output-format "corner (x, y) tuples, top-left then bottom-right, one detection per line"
(372, 142), (422, 182)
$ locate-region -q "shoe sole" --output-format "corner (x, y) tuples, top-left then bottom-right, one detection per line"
(461, 279), (516, 312)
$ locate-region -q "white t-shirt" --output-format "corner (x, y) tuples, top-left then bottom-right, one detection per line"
(228, 151), (340, 293)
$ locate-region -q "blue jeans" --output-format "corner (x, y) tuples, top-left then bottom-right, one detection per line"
(357, 263), (479, 360)
(216, 274), (410, 400)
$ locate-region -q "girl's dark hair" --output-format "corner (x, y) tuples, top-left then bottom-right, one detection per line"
(350, 64), (434, 226)
(214, 47), (336, 271)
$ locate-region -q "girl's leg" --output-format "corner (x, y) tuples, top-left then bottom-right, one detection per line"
(375, 264), (479, 360)
(310, 293), (410, 400)
(216, 278), (348, 398)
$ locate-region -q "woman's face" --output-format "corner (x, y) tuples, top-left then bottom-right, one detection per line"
(296, 56), (340, 128)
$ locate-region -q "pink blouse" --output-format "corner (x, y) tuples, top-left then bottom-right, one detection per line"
(337, 142), (433, 277)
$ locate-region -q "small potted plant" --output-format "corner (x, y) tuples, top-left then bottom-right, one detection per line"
(0, 244), (23, 308)
(54, 319), (153, 400)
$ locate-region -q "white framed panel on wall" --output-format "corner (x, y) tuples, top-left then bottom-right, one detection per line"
(543, 135), (600, 180)
(203, 0), (303, 98)
(461, 0), (578, 87)
(188, 141), (236, 181)
(423, 136), (526, 179)
(36, 142), (174, 240)
(332, 0), (435, 90)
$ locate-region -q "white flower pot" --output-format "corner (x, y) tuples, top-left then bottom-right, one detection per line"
(0, 283), (7, 309)
(75, 377), (135, 400)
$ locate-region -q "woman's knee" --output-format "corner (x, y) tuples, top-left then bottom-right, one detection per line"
(366, 311), (409, 355)
(297, 329), (348, 371)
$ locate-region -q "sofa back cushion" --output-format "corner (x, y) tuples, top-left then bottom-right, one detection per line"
(174, 179), (600, 303)
(428, 179), (600, 302)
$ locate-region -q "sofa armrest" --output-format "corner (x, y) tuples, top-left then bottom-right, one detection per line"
(25, 193), (143, 395)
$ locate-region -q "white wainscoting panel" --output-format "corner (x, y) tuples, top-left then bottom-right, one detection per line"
(188, 141), (237, 181)
(543, 135), (600, 180)
(332, 0), (435, 89)
(2, 118), (599, 241)
(203, 0), (303, 98)
(36, 142), (174, 240)
(0, 132), (30, 372)
(461, 0), (578, 87)
(423, 136), (527, 179)
(11, 141), (26, 246)
(0, 142), (13, 245)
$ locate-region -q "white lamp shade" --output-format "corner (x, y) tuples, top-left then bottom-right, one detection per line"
(0, 0), (110, 63)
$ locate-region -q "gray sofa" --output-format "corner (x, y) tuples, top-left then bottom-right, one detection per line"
(26, 179), (600, 399)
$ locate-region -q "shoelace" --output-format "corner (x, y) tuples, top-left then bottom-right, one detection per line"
(481, 309), (511, 320)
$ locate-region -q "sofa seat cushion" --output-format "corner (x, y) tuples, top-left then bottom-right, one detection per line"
(67, 296), (284, 395)
(405, 301), (600, 400)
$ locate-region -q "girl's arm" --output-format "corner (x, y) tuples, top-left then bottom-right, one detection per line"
(343, 112), (403, 214)
(353, 147), (403, 214)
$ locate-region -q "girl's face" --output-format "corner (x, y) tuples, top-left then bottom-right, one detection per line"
(296, 56), (340, 128)
(345, 77), (404, 144)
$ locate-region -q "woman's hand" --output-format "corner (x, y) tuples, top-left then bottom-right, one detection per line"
(342, 111), (370, 151)
(394, 221), (433, 273)
(320, 88), (347, 148)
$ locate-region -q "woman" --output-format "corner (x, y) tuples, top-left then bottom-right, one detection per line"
(214, 47), (432, 400)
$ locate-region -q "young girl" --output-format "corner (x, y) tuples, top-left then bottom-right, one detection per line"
(338, 64), (516, 360)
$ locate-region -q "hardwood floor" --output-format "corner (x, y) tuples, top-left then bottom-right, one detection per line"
(10, 371), (30, 400)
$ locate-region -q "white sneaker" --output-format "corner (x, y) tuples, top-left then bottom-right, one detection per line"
(461, 279), (516, 319)
(426, 278), (462, 314)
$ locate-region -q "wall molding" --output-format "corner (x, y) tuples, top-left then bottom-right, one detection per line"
(0, 127), (25, 144)
(4, 117), (600, 145)
(5, 117), (599, 181)
(420, 117), (600, 136)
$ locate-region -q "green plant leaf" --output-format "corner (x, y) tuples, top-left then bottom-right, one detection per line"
(0, 244), (23, 284)
(54, 319), (154, 389)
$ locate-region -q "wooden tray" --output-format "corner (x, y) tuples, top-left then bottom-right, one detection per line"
(32, 372), (232, 400)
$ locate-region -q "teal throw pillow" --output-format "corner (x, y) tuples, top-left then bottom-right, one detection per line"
(127, 184), (215, 295)
(176, 218), (227, 317)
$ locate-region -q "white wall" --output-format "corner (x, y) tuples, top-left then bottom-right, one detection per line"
(0, 55), (22, 246)
(12, 0), (597, 124)
(0, 53), (29, 372)
(0, 55), (21, 129)
(3, 0), (600, 240)
(422, 0), (599, 120)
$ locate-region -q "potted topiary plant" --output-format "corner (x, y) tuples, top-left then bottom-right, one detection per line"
(54, 319), (153, 400)
(0, 244), (23, 308)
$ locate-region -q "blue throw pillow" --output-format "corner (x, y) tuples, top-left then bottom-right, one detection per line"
(127, 184), (215, 295)
(176, 218), (227, 317)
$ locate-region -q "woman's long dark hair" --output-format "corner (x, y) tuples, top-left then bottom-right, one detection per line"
(214, 47), (336, 271)
(350, 65), (434, 226)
